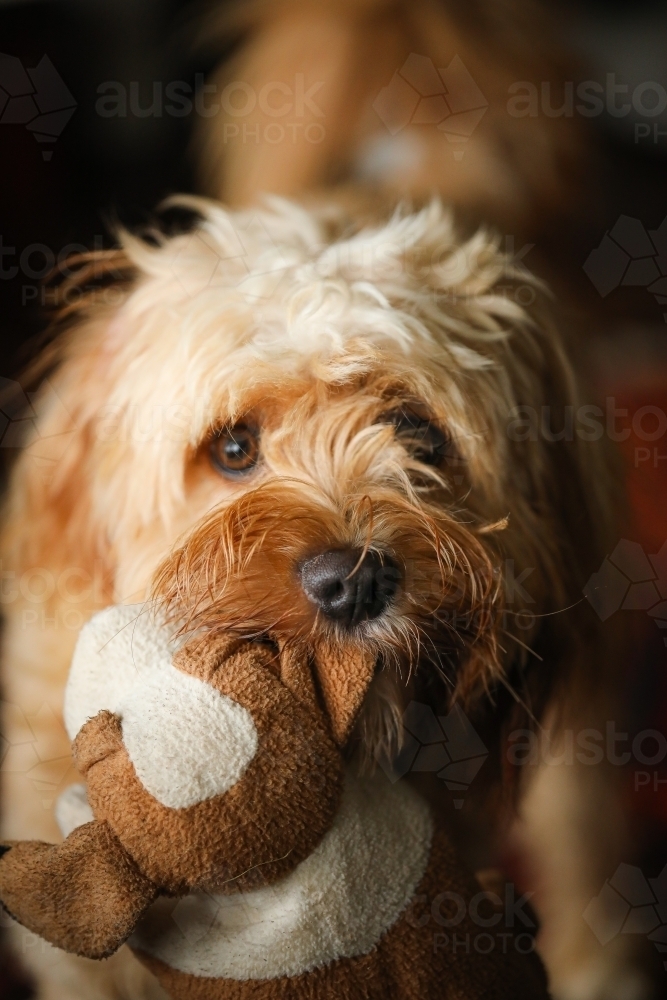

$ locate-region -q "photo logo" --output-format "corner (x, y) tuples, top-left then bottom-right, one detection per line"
(583, 215), (667, 321)
(1, 702), (77, 812)
(0, 53), (76, 160)
(373, 54), (488, 160)
(584, 863), (667, 969)
(584, 539), (667, 642)
(163, 213), (290, 303)
(0, 376), (39, 448)
(0, 377), (79, 487)
(382, 701), (488, 807)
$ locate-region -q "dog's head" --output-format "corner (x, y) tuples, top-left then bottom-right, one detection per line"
(5, 197), (614, 756)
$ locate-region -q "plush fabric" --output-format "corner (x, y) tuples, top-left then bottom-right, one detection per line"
(65, 605), (259, 809)
(0, 822), (156, 960)
(64, 604), (177, 740)
(0, 606), (551, 998)
(135, 829), (549, 999)
(73, 644), (343, 893)
(308, 637), (377, 746)
(130, 770), (433, 980)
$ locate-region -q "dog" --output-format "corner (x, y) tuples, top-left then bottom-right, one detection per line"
(0, 196), (643, 999)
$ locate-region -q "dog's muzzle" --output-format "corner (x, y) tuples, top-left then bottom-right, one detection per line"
(300, 549), (399, 627)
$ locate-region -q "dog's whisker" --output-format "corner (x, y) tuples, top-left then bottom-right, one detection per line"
(495, 672), (542, 729)
(515, 598), (585, 620)
(345, 495), (374, 580)
(500, 628), (543, 663)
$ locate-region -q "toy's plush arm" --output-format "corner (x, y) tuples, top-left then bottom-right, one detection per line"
(72, 707), (125, 772)
(0, 820), (157, 959)
(0, 709), (159, 959)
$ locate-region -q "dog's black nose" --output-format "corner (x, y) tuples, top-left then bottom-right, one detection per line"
(300, 549), (399, 626)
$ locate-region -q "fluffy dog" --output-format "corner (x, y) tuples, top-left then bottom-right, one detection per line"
(0, 197), (634, 999)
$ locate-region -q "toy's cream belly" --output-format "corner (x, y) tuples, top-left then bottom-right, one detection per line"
(129, 771), (433, 981)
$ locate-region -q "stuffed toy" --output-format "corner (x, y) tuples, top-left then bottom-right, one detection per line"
(0, 606), (550, 999)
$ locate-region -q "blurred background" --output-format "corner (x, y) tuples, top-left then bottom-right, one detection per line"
(0, 0), (666, 995)
(0, 0), (664, 369)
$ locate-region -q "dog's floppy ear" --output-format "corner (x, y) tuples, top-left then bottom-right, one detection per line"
(1, 254), (135, 626)
(0, 822), (157, 959)
(310, 638), (377, 746)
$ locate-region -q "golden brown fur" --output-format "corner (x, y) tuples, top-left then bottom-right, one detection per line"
(0, 196), (629, 998)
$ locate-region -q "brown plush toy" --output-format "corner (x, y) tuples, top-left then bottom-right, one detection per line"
(0, 606), (550, 999)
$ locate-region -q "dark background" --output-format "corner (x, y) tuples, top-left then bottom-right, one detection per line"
(0, 0), (666, 372)
(1, 0), (667, 996)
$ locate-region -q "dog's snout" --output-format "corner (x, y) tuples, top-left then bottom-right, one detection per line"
(300, 549), (399, 626)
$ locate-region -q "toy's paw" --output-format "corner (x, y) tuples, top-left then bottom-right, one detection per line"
(0, 821), (157, 960)
(72, 710), (124, 774)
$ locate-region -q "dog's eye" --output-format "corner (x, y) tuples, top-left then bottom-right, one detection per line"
(382, 409), (449, 466)
(210, 424), (259, 477)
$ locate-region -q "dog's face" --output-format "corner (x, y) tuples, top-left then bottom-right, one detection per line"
(9, 198), (612, 750)
(154, 371), (500, 687)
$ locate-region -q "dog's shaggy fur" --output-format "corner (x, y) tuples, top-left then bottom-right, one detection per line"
(0, 199), (634, 999)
